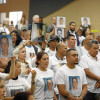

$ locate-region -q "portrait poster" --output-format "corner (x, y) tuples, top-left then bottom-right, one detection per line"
(81, 17), (90, 27)
(0, 35), (13, 58)
(69, 76), (81, 97)
(56, 16), (66, 28)
(31, 22), (47, 42)
(55, 27), (64, 38)
(43, 77), (54, 100)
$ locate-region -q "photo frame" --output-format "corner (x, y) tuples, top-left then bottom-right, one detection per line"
(81, 17), (90, 27)
(31, 22), (47, 42)
(0, 35), (13, 58)
(56, 16), (66, 28)
(55, 27), (64, 38)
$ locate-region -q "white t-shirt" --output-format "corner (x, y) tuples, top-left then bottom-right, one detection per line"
(55, 64), (87, 100)
(0, 27), (10, 35)
(81, 46), (88, 56)
(48, 55), (67, 73)
(31, 68), (55, 100)
(79, 36), (85, 46)
(5, 77), (30, 97)
(79, 53), (100, 93)
(45, 48), (56, 56)
(0, 72), (8, 80)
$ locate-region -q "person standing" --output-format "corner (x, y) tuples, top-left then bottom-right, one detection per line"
(79, 40), (100, 100)
(55, 49), (87, 100)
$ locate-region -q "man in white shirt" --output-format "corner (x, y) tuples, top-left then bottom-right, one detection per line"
(81, 35), (93, 56)
(0, 18), (10, 35)
(55, 49), (87, 100)
(65, 34), (82, 59)
(79, 40), (100, 100)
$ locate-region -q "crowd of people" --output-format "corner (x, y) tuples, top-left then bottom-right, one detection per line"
(0, 13), (100, 100)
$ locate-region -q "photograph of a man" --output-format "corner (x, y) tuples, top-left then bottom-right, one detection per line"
(56, 16), (66, 28)
(55, 27), (64, 38)
(81, 17), (90, 27)
(0, 35), (13, 58)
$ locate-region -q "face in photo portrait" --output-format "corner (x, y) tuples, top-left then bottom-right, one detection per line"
(55, 28), (64, 38)
(56, 16), (66, 28)
(47, 79), (53, 92)
(81, 17), (90, 27)
(0, 35), (13, 58)
(72, 77), (78, 90)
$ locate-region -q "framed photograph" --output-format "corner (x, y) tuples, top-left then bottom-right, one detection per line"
(81, 17), (90, 27)
(31, 22), (47, 42)
(0, 35), (13, 58)
(56, 16), (66, 28)
(55, 27), (64, 38)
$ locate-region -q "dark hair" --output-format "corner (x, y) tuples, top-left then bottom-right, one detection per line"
(69, 22), (76, 26)
(0, 36), (9, 45)
(66, 34), (75, 40)
(57, 28), (62, 32)
(10, 30), (22, 46)
(0, 32), (7, 35)
(82, 27), (90, 37)
(83, 18), (88, 21)
(13, 92), (32, 100)
(4, 59), (20, 73)
(66, 49), (76, 56)
(35, 52), (48, 66)
(88, 40), (98, 47)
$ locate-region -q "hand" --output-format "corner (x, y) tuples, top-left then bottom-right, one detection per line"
(11, 56), (16, 61)
(24, 40), (31, 46)
(95, 81), (100, 88)
(26, 68), (31, 75)
(75, 96), (83, 100)
(41, 40), (47, 49)
(31, 70), (36, 78)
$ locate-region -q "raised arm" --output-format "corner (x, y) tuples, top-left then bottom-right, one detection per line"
(6, 56), (16, 80)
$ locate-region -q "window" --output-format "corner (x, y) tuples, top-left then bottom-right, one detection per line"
(9, 11), (23, 26)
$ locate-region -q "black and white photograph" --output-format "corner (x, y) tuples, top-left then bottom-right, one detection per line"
(55, 27), (64, 38)
(56, 16), (66, 28)
(0, 35), (13, 58)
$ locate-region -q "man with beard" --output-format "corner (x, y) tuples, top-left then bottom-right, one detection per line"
(67, 22), (80, 46)
(55, 49), (87, 100)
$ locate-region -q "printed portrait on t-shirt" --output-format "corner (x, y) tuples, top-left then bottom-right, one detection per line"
(56, 16), (66, 28)
(43, 77), (53, 91)
(55, 27), (64, 38)
(11, 89), (23, 96)
(43, 77), (54, 100)
(69, 76), (81, 97)
(30, 52), (35, 59)
(81, 17), (90, 27)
